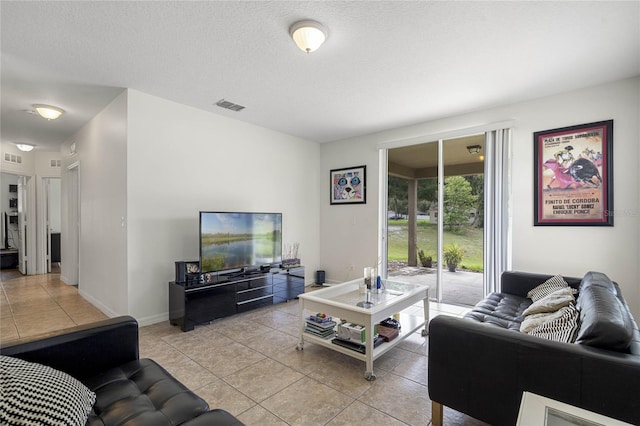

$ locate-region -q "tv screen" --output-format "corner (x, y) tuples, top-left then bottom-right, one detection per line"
(199, 212), (282, 273)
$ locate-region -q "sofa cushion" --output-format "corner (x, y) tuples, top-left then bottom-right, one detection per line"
(464, 292), (531, 330)
(528, 303), (580, 343)
(82, 358), (209, 425)
(526, 274), (572, 302)
(522, 287), (575, 316)
(520, 305), (572, 334)
(576, 272), (634, 352)
(0, 355), (96, 426)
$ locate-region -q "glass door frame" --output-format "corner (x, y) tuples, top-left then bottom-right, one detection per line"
(377, 121), (513, 303)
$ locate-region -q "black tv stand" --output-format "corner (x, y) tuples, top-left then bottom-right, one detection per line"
(169, 266), (305, 332)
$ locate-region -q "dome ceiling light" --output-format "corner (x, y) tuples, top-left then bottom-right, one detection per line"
(289, 20), (327, 53)
(33, 104), (65, 120)
(16, 143), (35, 152)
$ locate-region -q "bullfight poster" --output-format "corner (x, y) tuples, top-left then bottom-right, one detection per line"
(330, 165), (366, 205)
(534, 120), (613, 226)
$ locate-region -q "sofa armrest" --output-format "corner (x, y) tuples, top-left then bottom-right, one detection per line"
(501, 271), (582, 297)
(0, 316), (139, 380)
(428, 315), (640, 426)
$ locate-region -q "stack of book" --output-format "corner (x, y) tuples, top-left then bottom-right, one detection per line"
(304, 314), (336, 339)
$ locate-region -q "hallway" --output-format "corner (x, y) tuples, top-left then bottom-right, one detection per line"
(0, 269), (108, 344)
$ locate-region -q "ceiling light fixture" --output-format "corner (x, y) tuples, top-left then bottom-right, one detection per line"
(15, 143), (35, 152)
(33, 104), (64, 120)
(289, 20), (327, 53)
(467, 145), (482, 154)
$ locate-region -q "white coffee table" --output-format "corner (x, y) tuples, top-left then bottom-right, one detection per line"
(296, 278), (429, 380)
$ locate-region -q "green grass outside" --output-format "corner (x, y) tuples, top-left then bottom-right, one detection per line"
(387, 219), (484, 272)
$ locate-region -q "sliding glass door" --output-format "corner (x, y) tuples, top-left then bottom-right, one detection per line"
(383, 130), (509, 306)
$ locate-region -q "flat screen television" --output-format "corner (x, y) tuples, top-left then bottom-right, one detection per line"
(199, 211), (282, 273)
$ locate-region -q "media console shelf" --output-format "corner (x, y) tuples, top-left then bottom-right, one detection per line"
(169, 266), (304, 332)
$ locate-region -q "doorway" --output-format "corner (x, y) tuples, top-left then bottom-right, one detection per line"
(386, 135), (485, 306)
(42, 178), (61, 273)
(0, 172), (36, 275)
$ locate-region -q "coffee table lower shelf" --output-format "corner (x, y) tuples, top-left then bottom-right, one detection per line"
(297, 312), (428, 381)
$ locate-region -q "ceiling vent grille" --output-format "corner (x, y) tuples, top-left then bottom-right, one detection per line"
(4, 153), (23, 164)
(215, 99), (245, 112)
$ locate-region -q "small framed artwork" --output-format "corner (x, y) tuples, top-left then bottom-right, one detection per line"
(185, 262), (200, 274)
(533, 120), (613, 226)
(330, 165), (366, 205)
(517, 392), (632, 426)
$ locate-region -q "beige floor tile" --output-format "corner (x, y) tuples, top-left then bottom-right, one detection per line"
(9, 299), (64, 317)
(358, 373), (430, 426)
(1, 304), (13, 319)
(191, 341), (266, 378)
(396, 330), (429, 355)
(305, 352), (381, 398)
(194, 378), (256, 417)
(223, 358), (304, 402)
(0, 320), (19, 343)
(270, 341), (338, 375)
(236, 404), (289, 425)
(65, 307), (109, 325)
(389, 350), (428, 386)
(160, 356), (218, 391)
(242, 329), (300, 357)
(443, 405), (490, 425)
(14, 308), (75, 338)
(261, 376), (354, 425)
(327, 400), (407, 425)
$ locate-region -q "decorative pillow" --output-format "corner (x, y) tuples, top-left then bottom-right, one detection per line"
(520, 304), (574, 334)
(0, 355), (96, 426)
(522, 287), (576, 316)
(528, 304), (580, 343)
(527, 274), (573, 302)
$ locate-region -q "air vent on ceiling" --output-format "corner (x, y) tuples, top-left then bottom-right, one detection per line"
(215, 99), (245, 112)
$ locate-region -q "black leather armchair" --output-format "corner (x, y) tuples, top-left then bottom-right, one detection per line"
(1, 316), (242, 426)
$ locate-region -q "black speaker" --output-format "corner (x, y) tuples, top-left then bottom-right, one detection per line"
(315, 270), (325, 285)
(175, 261), (187, 283)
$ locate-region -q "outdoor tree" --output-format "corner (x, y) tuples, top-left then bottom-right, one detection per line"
(443, 176), (478, 231)
(388, 176), (408, 218)
(465, 174), (484, 228)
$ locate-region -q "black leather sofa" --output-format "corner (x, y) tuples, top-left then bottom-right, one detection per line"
(1, 316), (242, 425)
(428, 271), (640, 426)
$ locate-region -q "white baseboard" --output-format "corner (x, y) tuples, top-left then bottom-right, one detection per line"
(137, 312), (169, 327)
(78, 289), (118, 318)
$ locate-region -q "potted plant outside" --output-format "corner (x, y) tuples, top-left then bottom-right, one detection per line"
(443, 244), (464, 272)
(418, 249), (433, 268)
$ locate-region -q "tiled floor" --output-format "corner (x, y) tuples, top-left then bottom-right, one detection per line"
(1, 271), (488, 426)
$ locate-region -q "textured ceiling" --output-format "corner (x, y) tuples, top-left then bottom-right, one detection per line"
(2, 1), (639, 152)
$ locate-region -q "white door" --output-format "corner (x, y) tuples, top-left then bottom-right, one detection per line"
(17, 176), (27, 274)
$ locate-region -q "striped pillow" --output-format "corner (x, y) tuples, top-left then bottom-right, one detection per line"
(0, 356), (96, 426)
(528, 304), (580, 343)
(527, 274), (573, 302)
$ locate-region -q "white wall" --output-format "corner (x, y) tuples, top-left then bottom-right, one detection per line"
(61, 91), (129, 316)
(126, 90), (321, 324)
(321, 77), (640, 318)
(320, 139), (381, 283)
